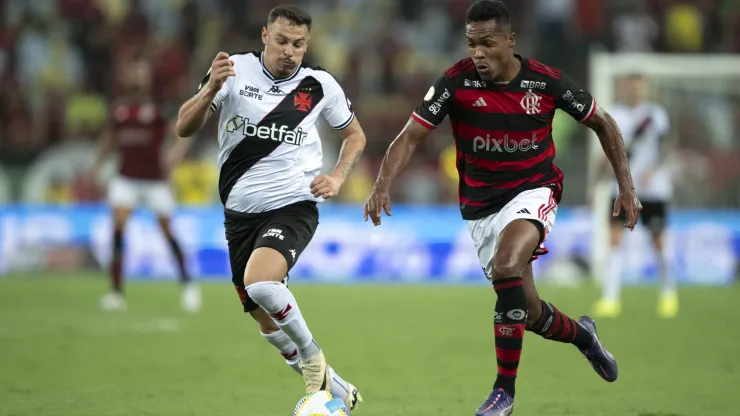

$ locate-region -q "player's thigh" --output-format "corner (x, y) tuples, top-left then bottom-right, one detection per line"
(108, 177), (137, 227)
(642, 201), (668, 249)
(251, 200), (319, 275)
(609, 198), (627, 247)
(492, 188), (558, 279)
(466, 210), (500, 281)
(224, 211), (262, 313)
(144, 181), (176, 221)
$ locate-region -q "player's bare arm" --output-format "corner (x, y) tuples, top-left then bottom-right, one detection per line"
(176, 52), (235, 137)
(364, 117), (431, 225)
(90, 126), (114, 178)
(310, 118), (366, 199)
(584, 105), (642, 230)
(165, 121), (192, 175)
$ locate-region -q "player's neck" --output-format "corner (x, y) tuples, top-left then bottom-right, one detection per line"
(128, 90), (151, 103)
(490, 55), (521, 83)
(262, 60), (298, 80)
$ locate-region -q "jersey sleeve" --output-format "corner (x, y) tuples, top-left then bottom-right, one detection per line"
(554, 72), (597, 123)
(411, 74), (454, 130)
(320, 76), (355, 130)
(197, 67), (231, 112)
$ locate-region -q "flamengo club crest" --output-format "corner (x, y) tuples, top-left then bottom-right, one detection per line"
(520, 90), (542, 115)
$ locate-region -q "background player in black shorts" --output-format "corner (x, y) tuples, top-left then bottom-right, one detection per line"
(594, 74), (676, 319)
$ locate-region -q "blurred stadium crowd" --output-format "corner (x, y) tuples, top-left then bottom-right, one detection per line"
(1, 0), (739, 206)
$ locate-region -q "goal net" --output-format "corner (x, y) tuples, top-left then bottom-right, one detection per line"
(587, 52), (740, 283)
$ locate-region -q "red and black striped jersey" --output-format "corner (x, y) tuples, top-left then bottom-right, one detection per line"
(412, 55), (596, 220)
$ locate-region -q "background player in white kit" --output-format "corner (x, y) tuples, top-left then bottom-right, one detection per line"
(593, 73), (677, 319)
(175, 5), (366, 410)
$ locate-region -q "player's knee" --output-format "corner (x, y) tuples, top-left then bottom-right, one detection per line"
(245, 280), (281, 306)
(652, 233), (664, 251)
(243, 248), (289, 286)
(609, 226), (623, 247)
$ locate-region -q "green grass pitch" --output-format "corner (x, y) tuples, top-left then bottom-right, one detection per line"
(0, 274), (737, 416)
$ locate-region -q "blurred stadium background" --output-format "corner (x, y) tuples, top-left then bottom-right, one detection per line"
(1, 0), (739, 415)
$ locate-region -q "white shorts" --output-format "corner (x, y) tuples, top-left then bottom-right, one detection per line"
(466, 187), (557, 281)
(108, 176), (176, 216)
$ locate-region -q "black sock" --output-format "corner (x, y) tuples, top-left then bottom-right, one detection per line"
(529, 300), (593, 350)
(492, 277), (528, 397)
(167, 236), (190, 284)
(111, 229), (124, 294)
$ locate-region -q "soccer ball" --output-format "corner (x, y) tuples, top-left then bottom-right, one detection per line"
(292, 391), (351, 416)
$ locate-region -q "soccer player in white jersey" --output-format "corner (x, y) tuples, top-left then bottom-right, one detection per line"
(174, 5), (365, 409)
(593, 73), (677, 319)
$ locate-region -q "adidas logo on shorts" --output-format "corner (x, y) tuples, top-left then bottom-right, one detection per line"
(516, 208), (531, 215)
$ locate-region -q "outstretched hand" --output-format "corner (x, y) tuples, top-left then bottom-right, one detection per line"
(613, 190), (642, 231)
(364, 190), (392, 226)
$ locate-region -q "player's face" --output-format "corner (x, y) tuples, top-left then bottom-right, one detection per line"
(262, 17), (310, 78)
(624, 76), (646, 106)
(124, 61), (153, 92)
(465, 20), (515, 81)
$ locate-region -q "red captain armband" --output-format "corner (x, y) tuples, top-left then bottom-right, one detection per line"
(411, 113), (436, 130)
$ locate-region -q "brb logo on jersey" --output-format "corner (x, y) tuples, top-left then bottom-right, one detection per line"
(473, 134), (540, 153)
(225, 115), (307, 146)
(294, 89), (312, 112)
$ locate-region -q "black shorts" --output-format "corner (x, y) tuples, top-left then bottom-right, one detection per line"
(610, 198), (667, 235)
(225, 200), (319, 312)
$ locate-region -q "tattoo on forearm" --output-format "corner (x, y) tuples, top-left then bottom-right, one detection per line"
(590, 106), (634, 190)
(336, 148), (363, 180)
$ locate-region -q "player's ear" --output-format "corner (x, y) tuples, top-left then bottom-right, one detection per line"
(261, 26), (269, 46)
(509, 32), (516, 49)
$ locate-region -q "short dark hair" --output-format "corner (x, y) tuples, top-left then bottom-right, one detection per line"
(268, 4), (312, 31)
(466, 0), (511, 30)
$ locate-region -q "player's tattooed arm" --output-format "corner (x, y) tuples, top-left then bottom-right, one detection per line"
(584, 105), (634, 191)
(331, 118), (367, 182)
(310, 118), (366, 199)
(584, 105), (643, 230)
(364, 117), (432, 225)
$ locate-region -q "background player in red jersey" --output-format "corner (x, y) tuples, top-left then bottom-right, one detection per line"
(365, 1), (641, 415)
(91, 57), (199, 313)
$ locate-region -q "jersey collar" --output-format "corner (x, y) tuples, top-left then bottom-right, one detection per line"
(481, 54), (527, 90)
(260, 52), (302, 85)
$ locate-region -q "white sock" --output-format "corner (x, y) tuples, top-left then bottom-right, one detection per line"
(327, 366), (352, 399)
(262, 330), (352, 398)
(262, 330), (301, 374)
(262, 330), (349, 400)
(247, 281), (320, 360)
(656, 247), (676, 297)
(603, 245), (622, 302)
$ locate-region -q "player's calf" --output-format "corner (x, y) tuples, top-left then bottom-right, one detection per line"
(527, 300), (594, 351)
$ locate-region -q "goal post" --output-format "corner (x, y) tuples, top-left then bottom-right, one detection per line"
(586, 52), (740, 282)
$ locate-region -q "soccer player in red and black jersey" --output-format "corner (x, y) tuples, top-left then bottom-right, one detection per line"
(91, 57), (200, 313)
(365, 1), (641, 415)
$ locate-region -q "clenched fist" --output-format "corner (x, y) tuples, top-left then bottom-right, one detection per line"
(207, 52), (235, 92)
